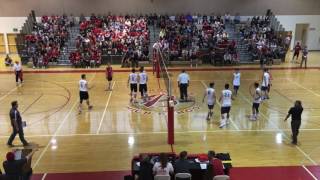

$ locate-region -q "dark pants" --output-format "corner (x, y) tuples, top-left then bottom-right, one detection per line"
(15, 71), (23, 83)
(291, 120), (301, 144)
(179, 84), (188, 100)
(7, 126), (28, 145)
(300, 56), (307, 68)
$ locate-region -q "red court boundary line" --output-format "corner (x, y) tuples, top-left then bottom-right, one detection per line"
(0, 66), (320, 74)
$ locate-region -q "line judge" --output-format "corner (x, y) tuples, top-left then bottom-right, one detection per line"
(177, 69), (190, 102)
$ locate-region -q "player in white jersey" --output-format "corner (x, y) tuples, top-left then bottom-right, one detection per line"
(202, 82), (216, 121)
(78, 74), (93, 113)
(219, 83), (234, 128)
(250, 82), (262, 120)
(232, 69), (241, 96)
(138, 66), (148, 101)
(128, 68), (138, 103)
(261, 68), (270, 100)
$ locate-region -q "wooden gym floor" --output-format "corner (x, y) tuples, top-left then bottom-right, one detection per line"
(0, 52), (319, 176)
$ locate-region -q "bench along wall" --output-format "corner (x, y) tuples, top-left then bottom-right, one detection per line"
(0, 0), (320, 16)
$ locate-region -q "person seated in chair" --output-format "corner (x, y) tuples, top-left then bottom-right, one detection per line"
(174, 151), (191, 174)
(135, 154), (153, 180)
(208, 150), (224, 177)
(153, 153), (174, 176)
(223, 51), (232, 65)
(5, 54), (13, 66)
(3, 149), (36, 180)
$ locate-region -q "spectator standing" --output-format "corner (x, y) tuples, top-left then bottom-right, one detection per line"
(292, 42), (301, 63)
(177, 70), (190, 102)
(202, 82), (216, 121)
(7, 101), (29, 147)
(13, 61), (23, 85)
(300, 46), (308, 68)
(285, 100), (304, 145)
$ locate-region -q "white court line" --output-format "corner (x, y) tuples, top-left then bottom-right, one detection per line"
(96, 81), (116, 134)
(0, 87), (18, 102)
(238, 91), (318, 166)
(302, 165), (318, 180)
(200, 81), (240, 130)
(287, 78), (320, 97)
(41, 173), (47, 180)
(32, 73), (97, 169)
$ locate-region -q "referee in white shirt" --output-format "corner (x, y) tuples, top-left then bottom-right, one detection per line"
(177, 70), (190, 101)
(13, 61), (23, 85)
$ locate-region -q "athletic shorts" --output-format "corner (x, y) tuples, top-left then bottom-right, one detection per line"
(252, 103), (260, 110)
(130, 84), (138, 92)
(221, 106), (231, 114)
(208, 104), (214, 110)
(233, 85), (240, 90)
(261, 86), (268, 91)
(107, 76), (112, 81)
(79, 91), (89, 102)
(139, 84), (148, 93)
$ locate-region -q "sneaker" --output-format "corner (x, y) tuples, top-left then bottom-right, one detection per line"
(88, 106), (93, 110)
(219, 123), (225, 128)
(7, 143), (14, 147)
(23, 143), (30, 146)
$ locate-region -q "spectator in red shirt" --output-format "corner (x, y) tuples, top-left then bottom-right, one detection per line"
(106, 63), (113, 91)
(292, 42), (301, 63)
(208, 150), (224, 177)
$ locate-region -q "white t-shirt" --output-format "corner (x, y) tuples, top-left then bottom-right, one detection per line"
(153, 162), (174, 176)
(262, 72), (270, 87)
(253, 87), (262, 103)
(233, 72), (241, 86)
(129, 73), (138, 84)
(138, 72), (148, 84)
(221, 89), (232, 107)
(206, 88), (216, 105)
(13, 63), (22, 71)
(79, 79), (88, 92)
(178, 73), (190, 84)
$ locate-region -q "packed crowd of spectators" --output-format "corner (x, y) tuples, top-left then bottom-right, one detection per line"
(239, 14), (288, 65)
(70, 14), (150, 68)
(154, 14), (238, 64)
(24, 15), (70, 68)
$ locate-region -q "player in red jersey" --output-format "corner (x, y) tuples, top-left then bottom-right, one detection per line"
(292, 42), (301, 63)
(106, 63), (113, 91)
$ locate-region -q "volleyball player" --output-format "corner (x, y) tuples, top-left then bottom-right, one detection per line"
(250, 82), (262, 120)
(202, 82), (216, 121)
(138, 66), (148, 101)
(128, 68), (138, 103)
(13, 61), (23, 85)
(261, 68), (270, 100)
(105, 63), (113, 91)
(219, 83), (234, 128)
(78, 74), (93, 113)
(233, 68), (241, 96)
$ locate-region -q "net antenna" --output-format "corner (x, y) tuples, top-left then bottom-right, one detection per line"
(157, 48), (175, 145)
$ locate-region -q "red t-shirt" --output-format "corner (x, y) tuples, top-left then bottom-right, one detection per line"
(211, 158), (224, 176)
(106, 67), (113, 78)
(294, 45), (301, 53)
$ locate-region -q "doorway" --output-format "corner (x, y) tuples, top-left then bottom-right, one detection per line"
(294, 23), (309, 46)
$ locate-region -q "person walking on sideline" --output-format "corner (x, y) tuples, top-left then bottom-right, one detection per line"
(284, 100), (303, 145)
(13, 61), (23, 85)
(300, 46), (308, 69)
(177, 70), (190, 102)
(7, 101), (29, 147)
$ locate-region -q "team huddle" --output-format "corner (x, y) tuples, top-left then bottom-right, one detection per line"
(202, 68), (272, 128)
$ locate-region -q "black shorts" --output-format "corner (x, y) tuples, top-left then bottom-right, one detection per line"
(293, 51), (299, 57)
(252, 103), (260, 110)
(79, 91), (89, 102)
(233, 85), (240, 90)
(130, 84), (138, 92)
(261, 86), (268, 91)
(221, 106), (231, 114)
(107, 76), (112, 81)
(208, 104), (214, 110)
(139, 84), (148, 93)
